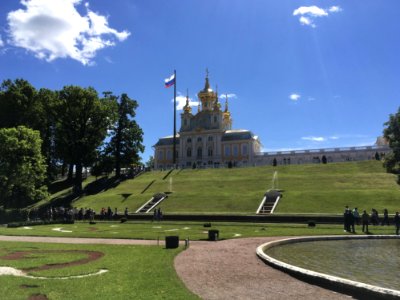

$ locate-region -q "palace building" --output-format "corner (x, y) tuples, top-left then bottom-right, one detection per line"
(153, 73), (262, 169)
(153, 73), (390, 170)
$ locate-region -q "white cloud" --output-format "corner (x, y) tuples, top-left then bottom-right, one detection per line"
(289, 93), (301, 101)
(302, 136), (326, 142)
(293, 5), (342, 28)
(293, 6), (328, 17)
(329, 6), (342, 13)
(0, 35), (4, 47)
(219, 93), (237, 100)
(299, 16), (315, 28)
(172, 93), (199, 110)
(7, 0), (130, 65)
(329, 136), (339, 140)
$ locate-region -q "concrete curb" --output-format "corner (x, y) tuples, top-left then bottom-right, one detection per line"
(256, 235), (400, 300)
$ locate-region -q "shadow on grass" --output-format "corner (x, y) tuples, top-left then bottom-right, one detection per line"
(48, 179), (74, 194)
(120, 193), (132, 201)
(43, 176), (127, 210)
(84, 176), (123, 195)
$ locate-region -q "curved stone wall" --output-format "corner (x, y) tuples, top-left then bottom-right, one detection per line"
(256, 235), (400, 299)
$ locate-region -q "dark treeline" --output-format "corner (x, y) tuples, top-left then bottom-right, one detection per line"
(0, 78), (144, 208)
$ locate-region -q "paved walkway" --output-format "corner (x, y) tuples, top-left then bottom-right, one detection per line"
(0, 235), (350, 299)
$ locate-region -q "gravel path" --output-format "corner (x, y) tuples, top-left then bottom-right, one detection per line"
(0, 236), (350, 299)
(174, 237), (351, 300)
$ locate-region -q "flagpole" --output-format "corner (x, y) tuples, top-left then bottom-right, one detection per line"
(173, 69), (177, 167)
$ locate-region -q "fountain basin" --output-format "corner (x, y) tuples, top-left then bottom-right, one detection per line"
(257, 235), (400, 299)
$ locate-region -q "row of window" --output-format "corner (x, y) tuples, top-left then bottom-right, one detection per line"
(186, 147), (213, 158)
(183, 116), (219, 127)
(157, 143), (249, 160)
(158, 150), (179, 160)
(186, 136), (214, 143)
(224, 144), (248, 156)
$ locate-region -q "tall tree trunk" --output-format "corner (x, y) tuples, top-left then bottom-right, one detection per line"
(67, 164), (74, 182)
(115, 126), (122, 178)
(74, 162), (83, 194)
(61, 162), (66, 177)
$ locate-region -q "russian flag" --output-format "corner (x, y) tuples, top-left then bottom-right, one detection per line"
(164, 74), (175, 88)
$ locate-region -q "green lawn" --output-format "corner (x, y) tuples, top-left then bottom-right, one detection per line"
(0, 221), (398, 240)
(0, 241), (198, 300)
(41, 161), (400, 215)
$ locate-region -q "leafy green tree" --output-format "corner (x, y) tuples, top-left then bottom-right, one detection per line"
(0, 126), (47, 208)
(272, 158), (277, 167)
(56, 86), (113, 193)
(322, 155), (327, 164)
(35, 88), (60, 181)
(105, 93), (144, 178)
(0, 79), (37, 128)
(0, 79), (61, 181)
(383, 107), (400, 182)
(146, 156), (154, 169)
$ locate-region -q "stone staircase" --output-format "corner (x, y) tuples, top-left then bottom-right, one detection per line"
(257, 190), (281, 214)
(136, 194), (167, 213)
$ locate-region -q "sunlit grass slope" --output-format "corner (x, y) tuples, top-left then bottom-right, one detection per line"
(69, 170), (172, 212)
(48, 161), (399, 214)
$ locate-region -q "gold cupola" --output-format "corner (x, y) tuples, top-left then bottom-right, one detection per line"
(223, 94), (232, 130)
(198, 68), (217, 112)
(213, 85), (221, 111)
(183, 89), (192, 114)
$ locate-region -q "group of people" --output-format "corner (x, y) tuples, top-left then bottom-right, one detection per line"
(153, 207), (163, 221)
(38, 206), (131, 222)
(343, 206), (400, 235)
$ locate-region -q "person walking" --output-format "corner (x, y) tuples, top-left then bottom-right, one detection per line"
(382, 208), (389, 226)
(394, 212), (400, 235)
(362, 210), (370, 234)
(343, 206), (350, 232)
(353, 207), (360, 225)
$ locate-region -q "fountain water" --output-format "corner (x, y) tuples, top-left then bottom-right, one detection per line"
(169, 177), (173, 193)
(271, 171), (278, 190)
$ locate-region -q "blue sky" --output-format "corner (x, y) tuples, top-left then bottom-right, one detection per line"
(1, 0), (399, 162)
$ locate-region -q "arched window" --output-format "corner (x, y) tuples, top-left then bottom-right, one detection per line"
(208, 147), (213, 157)
(242, 144), (248, 155)
(197, 137), (202, 142)
(187, 138), (192, 143)
(197, 147), (202, 158)
(208, 136), (213, 142)
(233, 145), (238, 157)
(224, 145), (230, 156)
(187, 148), (192, 157)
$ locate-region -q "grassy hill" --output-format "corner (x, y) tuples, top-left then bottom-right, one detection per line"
(42, 160), (400, 215)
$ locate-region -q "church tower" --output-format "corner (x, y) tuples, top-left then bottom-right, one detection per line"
(197, 69), (218, 112)
(180, 90), (192, 131)
(222, 94), (232, 130)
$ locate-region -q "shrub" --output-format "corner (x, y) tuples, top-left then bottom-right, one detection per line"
(120, 218), (127, 223)
(203, 223), (211, 227)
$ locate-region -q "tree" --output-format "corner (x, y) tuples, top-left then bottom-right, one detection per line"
(105, 93), (144, 178)
(0, 126), (47, 208)
(322, 155), (327, 164)
(0, 79), (37, 128)
(0, 79), (61, 181)
(146, 156), (154, 169)
(56, 86), (113, 193)
(272, 158), (277, 167)
(383, 107), (400, 183)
